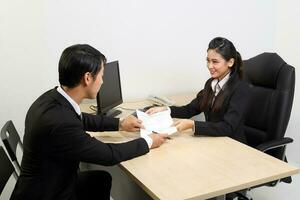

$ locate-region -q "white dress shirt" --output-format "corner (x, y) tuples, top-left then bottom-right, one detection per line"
(211, 71), (231, 96)
(57, 86), (81, 116)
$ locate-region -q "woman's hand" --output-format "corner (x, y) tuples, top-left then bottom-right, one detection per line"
(173, 119), (195, 132)
(145, 106), (167, 115)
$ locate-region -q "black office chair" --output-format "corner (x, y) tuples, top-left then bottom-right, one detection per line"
(1, 120), (23, 176)
(0, 146), (18, 195)
(230, 52), (295, 200)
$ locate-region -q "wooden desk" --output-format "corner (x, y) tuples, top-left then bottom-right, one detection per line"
(119, 135), (300, 200)
(81, 94), (299, 200)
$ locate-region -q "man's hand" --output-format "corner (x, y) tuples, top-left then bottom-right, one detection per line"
(173, 119), (194, 132)
(145, 106), (167, 115)
(149, 133), (169, 149)
(119, 115), (143, 132)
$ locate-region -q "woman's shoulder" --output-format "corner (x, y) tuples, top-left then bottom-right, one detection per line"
(221, 75), (250, 98)
(238, 78), (251, 89)
(196, 78), (213, 96)
(231, 78), (252, 98)
(229, 75), (249, 87)
(203, 77), (214, 88)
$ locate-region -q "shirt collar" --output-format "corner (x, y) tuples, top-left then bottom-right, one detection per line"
(211, 71), (231, 92)
(57, 86), (81, 116)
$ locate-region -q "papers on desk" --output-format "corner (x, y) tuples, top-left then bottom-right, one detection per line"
(136, 109), (177, 135)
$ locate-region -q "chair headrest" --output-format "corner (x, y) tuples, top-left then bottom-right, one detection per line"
(243, 52), (286, 89)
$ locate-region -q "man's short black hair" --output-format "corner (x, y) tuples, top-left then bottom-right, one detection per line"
(59, 44), (106, 88)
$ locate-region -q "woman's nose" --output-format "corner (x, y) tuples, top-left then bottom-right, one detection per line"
(207, 62), (213, 69)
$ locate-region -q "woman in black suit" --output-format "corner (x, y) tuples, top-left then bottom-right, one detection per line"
(147, 37), (251, 143)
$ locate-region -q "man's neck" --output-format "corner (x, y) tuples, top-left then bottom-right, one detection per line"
(61, 86), (84, 105)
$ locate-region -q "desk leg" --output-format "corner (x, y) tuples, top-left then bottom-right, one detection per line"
(80, 163), (153, 200)
(208, 195), (225, 200)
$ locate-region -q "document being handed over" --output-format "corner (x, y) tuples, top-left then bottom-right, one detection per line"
(136, 109), (177, 136)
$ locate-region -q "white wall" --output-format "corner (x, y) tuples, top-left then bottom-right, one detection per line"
(274, 0), (300, 167)
(43, 0), (277, 99)
(0, 0), (299, 199)
(0, 0), (278, 137)
(250, 1), (300, 198)
(0, 0), (49, 140)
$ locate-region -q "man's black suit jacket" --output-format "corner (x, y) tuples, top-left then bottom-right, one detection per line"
(170, 77), (251, 143)
(11, 88), (149, 200)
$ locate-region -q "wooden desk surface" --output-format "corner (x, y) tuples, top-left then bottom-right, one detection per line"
(81, 94), (299, 200)
(120, 135), (299, 200)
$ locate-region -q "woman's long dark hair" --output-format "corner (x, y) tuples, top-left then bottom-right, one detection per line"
(198, 37), (243, 112)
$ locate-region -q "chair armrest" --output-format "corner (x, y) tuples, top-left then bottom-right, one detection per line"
(255, 137), (293, 152)
(256, 137), (293, 185)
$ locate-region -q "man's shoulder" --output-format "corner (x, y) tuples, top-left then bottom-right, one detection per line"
(29, 89), (59, 112)
(27, 88), (78, 123)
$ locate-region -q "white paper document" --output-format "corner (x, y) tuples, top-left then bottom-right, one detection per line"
(136, 109), (177, 135)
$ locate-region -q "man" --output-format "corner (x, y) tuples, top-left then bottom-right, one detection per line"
(11, 44), (168, 200)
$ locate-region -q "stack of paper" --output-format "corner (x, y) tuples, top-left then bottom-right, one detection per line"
(136, 109), (177, 135)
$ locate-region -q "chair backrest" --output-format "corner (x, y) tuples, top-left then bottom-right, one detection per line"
(1, 120), (23, 175)
(243, 53), (295, 148)
(0, 146), (17, 195)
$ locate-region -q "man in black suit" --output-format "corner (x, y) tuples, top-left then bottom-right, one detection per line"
(11, 44), (168, 200)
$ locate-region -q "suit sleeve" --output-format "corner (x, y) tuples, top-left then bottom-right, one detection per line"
(194, 82), (251, 137)
(49, 121), (149, 165)
(170, 95), (202, 118)
(81, 112), (119, 132)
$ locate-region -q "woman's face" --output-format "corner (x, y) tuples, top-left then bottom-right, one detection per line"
(206, 49), (234, 80)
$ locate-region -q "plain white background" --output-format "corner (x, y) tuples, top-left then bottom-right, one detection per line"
(0, 0), (299, 199)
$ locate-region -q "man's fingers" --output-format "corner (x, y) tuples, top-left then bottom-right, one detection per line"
(159, 133), (169, 138)
(132, 121), (143, 128)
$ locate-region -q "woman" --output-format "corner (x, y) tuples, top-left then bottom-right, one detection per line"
(147, 37), (251, 143)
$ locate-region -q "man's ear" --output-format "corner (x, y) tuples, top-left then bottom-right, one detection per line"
(82, 72), (91, 86)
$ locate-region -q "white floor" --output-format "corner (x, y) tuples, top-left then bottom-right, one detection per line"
(2, 175), (299, 200)
(248, 174), (300, 199)
(109, 176), (300, 200)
